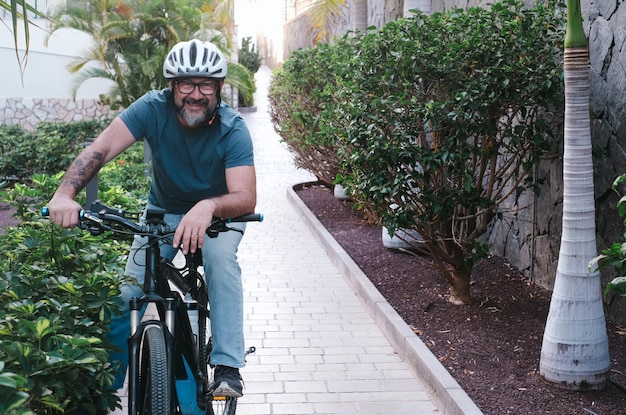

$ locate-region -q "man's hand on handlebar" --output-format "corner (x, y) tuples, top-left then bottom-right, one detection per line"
(46, 195), (83, 228)
(172, 199), (216, 255)
(43, 200), (262, 244)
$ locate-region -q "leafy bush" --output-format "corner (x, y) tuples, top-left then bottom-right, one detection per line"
(0, 135), (150, 413)
(269, 36), (360, 186)
(591, 174), (626, 297)
(335, 0), (565, 304)
(0, 221), (127, 414)
(271, 0), (565, 304)
(0, 120), (109, 181)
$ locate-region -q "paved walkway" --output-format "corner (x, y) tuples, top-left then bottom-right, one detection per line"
(111, 66), (482, 415)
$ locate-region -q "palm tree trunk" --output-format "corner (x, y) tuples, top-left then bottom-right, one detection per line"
(539, 0), (610, 389)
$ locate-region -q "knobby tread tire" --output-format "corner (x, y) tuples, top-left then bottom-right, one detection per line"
(141, 326), (171, 415)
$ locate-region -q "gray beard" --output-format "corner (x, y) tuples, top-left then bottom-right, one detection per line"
(176, 99), (214, 128)
(180, 108), (209, 128)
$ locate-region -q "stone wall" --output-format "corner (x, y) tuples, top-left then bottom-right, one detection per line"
(1, 86), (239, 131)
(283, 0), (398, 60)
(367, 0), (404, 28)
(0, 97), (118, 131)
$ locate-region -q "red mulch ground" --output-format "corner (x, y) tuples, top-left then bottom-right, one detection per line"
(296, 182), (626, 415)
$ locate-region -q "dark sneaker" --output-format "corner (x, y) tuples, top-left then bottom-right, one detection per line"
(211, 365), (243, 398)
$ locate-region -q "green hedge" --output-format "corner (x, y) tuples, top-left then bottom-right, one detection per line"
(270, 0), (566, 303)
(0, 134), (150, 414)
(0, 120), (109, 181)
(269, 36), (360, 186)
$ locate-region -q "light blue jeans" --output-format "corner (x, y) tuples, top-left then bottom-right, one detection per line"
(106, 204), (247, 390)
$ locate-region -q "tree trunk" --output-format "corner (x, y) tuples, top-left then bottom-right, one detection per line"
(448, 266), (471, 305)
(539, 44), (610, 390)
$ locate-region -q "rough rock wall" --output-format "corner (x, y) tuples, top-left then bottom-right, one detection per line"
(0, 97), (118, 131)
(284, 0), (373, 60)
(368, 0), (404, 28)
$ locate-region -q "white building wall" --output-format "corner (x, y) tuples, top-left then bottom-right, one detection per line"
(1, 18), (118, 129)
(1, 21), (115, 100)
(2, 0), (115, 99)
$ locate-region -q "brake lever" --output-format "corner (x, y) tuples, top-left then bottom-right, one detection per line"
(206, 219), (231, 238)
(78, 211), (108, 236)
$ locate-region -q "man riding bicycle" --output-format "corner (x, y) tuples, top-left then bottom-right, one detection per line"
(46, 39), (257, 415)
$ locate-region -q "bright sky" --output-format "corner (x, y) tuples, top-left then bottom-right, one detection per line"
(235, 0), (283, 45)
(234, 0), (285, 63)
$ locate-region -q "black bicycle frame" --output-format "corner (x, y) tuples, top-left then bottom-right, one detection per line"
(41, 201), (261, 415)
(127, 216), (177, 415)
(127, 208), (209, 415)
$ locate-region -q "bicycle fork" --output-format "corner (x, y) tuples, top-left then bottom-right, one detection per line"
(127, 296), (176, 415)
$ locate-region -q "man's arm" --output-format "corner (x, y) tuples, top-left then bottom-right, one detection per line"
(47, 117), (137, 228)
(173, 165), (257, 254)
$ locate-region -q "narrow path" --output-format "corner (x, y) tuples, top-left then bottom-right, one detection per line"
(111, 66), (442, 414)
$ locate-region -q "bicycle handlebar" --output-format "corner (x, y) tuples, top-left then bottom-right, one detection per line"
(41, 201), (263, 238)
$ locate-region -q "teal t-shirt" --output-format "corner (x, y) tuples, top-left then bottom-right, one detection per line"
(119, 89), (254, 214)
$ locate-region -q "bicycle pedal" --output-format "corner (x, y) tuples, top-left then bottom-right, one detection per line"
(210, 382), (243, 398)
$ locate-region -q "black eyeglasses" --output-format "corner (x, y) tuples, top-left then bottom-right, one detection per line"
(176, 80), (218, 95)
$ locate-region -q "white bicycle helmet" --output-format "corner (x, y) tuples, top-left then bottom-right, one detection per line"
(163, 39), (228, 79)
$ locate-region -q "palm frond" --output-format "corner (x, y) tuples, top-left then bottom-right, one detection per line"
(226, 62), (255, 105)
(307, 0), (348, 44)
(68, 66), (116, 100)
(2, 0), (45, 81)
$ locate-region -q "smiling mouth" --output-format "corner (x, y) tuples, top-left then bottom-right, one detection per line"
(184, 99), (209, 110)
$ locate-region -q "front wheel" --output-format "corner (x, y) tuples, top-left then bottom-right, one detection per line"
(139, 326), (172, 414)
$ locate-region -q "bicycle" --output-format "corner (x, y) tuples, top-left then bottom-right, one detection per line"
(43, 201), (262, 415)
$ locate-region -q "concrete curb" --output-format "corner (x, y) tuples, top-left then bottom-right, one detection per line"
(287, 183), (484, 415)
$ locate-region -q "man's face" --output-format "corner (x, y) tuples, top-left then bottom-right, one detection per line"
(171, 77), (222, 128)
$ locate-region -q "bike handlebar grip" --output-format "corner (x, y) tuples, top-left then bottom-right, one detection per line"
(41, 207), (86, 220)
(228, 213), (263, 223)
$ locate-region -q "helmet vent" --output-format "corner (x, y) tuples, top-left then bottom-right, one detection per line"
(211, 52), (220, 66)
(189, 41), (197, 66)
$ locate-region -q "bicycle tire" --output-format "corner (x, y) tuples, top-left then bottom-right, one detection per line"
(139, 326), (172, 415)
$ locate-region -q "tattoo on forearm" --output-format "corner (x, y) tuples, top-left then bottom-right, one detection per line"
(61, 151), (105, 194)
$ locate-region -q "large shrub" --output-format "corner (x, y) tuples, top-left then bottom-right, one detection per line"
(271, 0), (566, 304)
(269, 36), (361, 186)
(332, 0), (565, 304)
(0, 138), (150, 414)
